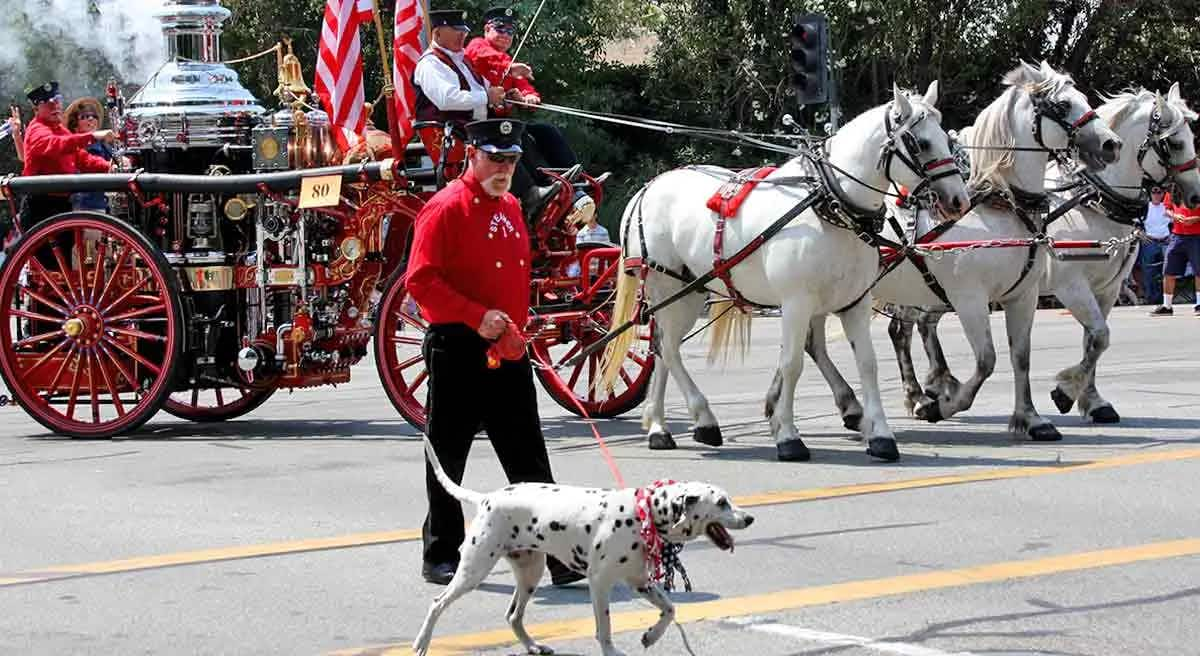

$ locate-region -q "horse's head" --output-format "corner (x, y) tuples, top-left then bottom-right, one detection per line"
(1005, 60), (1121, 171)
(1141, 84), (1200, 208)
(883, 81), (970, 221)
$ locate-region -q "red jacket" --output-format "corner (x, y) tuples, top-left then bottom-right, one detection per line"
(21, 117), (111, 177)
(405, 170), (531, 330)
(464, 37), (539, 117)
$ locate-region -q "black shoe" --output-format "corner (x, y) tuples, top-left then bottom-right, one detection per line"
(1150, 305), (1174, 316)
(547, 559), (586, 586)
(1194, 305), (1200, 316)
(422, 561), (457, 585)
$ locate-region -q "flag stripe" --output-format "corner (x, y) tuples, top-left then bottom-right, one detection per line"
(392, 0), (423, 147)
(314, 0), (374, 152)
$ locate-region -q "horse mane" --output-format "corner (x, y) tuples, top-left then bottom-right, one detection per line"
(965, 61), (1076, 192)
(1100, 88), (1198, 135)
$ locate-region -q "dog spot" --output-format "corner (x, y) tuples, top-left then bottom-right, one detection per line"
(573, 545), (585, 555)
(613, 521), (621, 531)
(471, 537), (476, 545)
(619, 505), (625, 512)
(537, 533), (545, 541)
(531, 517), (538, 524)
(632, 542), (639, 550)
(527, 525), (533, 532)
(503, 486), (515, 492)
(585, 524), (592, 534)
(600, 502), (608, 509)
(683, 528), (692, 537)
(552, 487), (560, 492)
(619, 556), (628, 564)
(527, 586), (535, 594)
(549, 521), (566, 532)
(692, 514), (699, 520)
(625, 519), (634, 527)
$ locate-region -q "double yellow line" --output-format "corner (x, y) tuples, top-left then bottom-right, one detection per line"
(2, 448), (1197, 589)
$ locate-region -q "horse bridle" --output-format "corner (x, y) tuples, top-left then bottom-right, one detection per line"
(1031, 91), (1100, 153)
(878, 106), (960, 202)
(1137, 107), (1199, 189)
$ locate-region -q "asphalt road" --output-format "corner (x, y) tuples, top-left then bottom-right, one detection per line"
(1, 306), (1198, 656)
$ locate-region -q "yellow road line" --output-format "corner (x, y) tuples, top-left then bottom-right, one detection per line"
(335, 537), (1200, 656)
(4, 448), (1199, 588)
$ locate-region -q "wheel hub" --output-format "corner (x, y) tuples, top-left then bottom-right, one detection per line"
(62, 307), (103, 347)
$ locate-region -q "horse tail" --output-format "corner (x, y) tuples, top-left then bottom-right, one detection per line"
(706, 301), (753, 365)
(596, 188), (650, 395)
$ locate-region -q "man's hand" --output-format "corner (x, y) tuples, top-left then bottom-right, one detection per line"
(92, 130), (116, 145)
(8, 106), (21, 130)
(509, 63), (533, 79)
(487, 86), (507, 108)
(478, 309), (510, 340)
(523, 94), (541, 106)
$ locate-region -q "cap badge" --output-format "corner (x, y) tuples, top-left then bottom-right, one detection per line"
(500, 121), (512, 135)
(43, 83), (52, 92)
(505, 8), (513, 15)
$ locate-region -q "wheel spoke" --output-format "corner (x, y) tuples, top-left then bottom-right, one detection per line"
(107, 303), (166, 323)
(89, 240), (107, 305)
(586, 355), (597, 403)
(619, 367), (635, 388)
(45, 344), (78, 397)
(98, 342), (138, 392)
(100, 273), (153, 315)
(407, 370), (428, 395)
(24, 338), (71, 377)
(10, 308), (66, 324)
(629, 353), (649, 367)
(27, 259), (74, 309)
(190, 386), (199, 407)
(18, 285), (70, 317)
(94, 347), (126, 417)
(65, 350), (83, 420)
(75, 229), (87, 304)
(390, 335), (422, 346)
(103, 335), (162, 376)
(94, 245), (130, 311)
(106, 325), (167, 342)
(214, 387), (225, 406)
(87, 349), (100, 423)
(15, 329), (66, 350)
(554, 342), (582, 368)
(567, 354), (585, 390)
(51, 243), (80, 305)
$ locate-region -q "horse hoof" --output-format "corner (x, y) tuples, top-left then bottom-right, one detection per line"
(842, 413), (862, 432)
(693, 425), (723, 447)
(914, 400), (943, 423)
(867, 438), (900, 462)
(776, 439), (811, 462)
(1089, 406), (1120, 424)
(648, 432), (677, 450)
(1029, 424), (1062, 442)
(1050, 387), (1074, 415)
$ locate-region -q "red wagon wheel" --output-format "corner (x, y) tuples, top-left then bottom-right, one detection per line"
(531, 312), (654, 418)
(162, 384), (276, 422)
(0, 212), (184, 438)
(375, 273), (430, 431)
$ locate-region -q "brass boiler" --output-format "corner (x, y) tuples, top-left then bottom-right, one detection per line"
(267, 108), (339, 170)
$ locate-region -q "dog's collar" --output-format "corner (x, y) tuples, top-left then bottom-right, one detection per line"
(634, 480), (693, 592)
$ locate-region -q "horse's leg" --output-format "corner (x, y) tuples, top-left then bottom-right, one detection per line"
(1076, 287), (1120, 423)
(642, 341), (676, 450)
(887, 315), (925, 417)
(771, 299), (814, 462)
(653, 291), (722, 448)
(1002, 289), (1061, 441)
(804, 315), (865, 432)
(927, 296), (995, 421)
(841, 299), (900, 461)
(914, 313), (962, 413)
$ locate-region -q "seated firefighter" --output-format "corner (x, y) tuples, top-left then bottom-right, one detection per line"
(411, 8), (559, 218)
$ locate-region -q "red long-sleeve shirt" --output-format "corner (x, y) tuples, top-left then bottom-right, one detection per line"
(405, 170), (531, 330)
(21, 117), (111, 177)
(1166, 193), (1200, 237)
(464, 37), (540, 117)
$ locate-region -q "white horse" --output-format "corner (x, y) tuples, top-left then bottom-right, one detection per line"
(802, 61), (1121, 442)
(1041, 84), (1200, 422)
(598, 83), (970, 462)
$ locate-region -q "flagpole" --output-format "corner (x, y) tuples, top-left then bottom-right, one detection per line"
(371, 0), (404, 152)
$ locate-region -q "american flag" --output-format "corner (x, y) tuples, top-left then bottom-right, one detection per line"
(392, 0), (424, 147)
(314, 0), (374, 151)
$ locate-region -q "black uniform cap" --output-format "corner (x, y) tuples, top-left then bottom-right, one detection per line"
(466, 118), (525, 154)
(483, 6), (516, 26)
(428, 9), (470, 31)
(25, 81), (60, 105)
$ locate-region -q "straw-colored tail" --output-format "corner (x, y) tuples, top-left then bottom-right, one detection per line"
(706, 300), (753, 365)
(596, 261), (640, 395)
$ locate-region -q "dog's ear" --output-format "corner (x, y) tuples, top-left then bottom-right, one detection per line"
(669, 494), (702, 532)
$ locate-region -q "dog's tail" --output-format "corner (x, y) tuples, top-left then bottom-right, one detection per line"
(423, 436), (485, 506)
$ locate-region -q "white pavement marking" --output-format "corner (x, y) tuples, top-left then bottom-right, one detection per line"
(724, 616), (975, 656)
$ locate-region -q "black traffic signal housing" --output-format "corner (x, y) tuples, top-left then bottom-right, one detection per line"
(789, 14), (829, 106)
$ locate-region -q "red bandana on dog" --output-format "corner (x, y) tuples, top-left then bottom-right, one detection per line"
(635, 479), (692, 592)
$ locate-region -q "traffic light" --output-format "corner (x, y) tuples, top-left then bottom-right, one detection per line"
(789, 14), (829, 106)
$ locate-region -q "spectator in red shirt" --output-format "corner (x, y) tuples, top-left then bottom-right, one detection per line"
(1150, 192), (1200, 316)
(404, 118), (584, 588)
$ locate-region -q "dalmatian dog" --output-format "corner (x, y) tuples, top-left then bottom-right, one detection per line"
(413, 437), (754, 656)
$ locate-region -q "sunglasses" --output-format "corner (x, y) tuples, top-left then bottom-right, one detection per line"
(485, 152), (521, 165)
(35, 94), (64, 107)
(489, 23), (515, 34)
(78, 113), (99, 120)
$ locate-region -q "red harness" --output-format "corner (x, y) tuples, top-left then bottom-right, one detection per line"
(706, 166), (777, 310)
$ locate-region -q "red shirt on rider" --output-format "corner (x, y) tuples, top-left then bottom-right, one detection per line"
(405, 121), (531, 333)
(20, 82), (111, 177)
(464, 8), (539, 118)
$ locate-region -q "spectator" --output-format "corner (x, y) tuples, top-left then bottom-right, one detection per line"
(1138, 187), (1170, 304)
(1150, 191), (1200, 316)
(64, 97), (113, 212)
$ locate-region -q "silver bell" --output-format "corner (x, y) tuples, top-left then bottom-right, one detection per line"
(237, 346), (260, 372)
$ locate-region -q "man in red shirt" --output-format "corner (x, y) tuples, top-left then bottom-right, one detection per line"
(1149, 192), (1200, 316)
(405, 118), (584, 587)
(20, 81), (116, 224)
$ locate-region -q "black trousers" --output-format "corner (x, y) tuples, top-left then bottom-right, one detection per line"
(421, 323), (559, 567)
(511, 124), (578, 203)
(19, 194), (74, 268)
